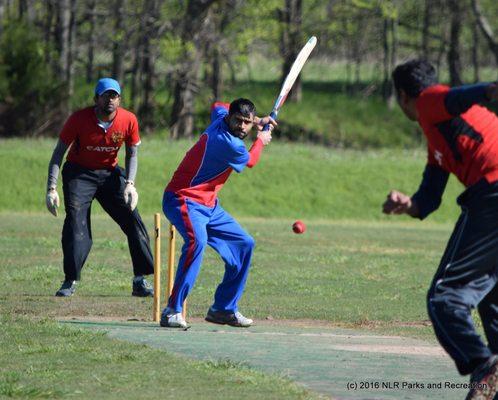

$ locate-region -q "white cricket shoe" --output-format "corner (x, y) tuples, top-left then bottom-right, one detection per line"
(160, 308), (188, 328)
(205, 308), (253, 327)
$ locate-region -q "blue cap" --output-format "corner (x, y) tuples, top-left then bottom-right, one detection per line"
(95, 78), (121, 96)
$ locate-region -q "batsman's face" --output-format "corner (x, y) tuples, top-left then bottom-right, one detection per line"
(228, 112), (254, 139)
(95, 91), (121, 115)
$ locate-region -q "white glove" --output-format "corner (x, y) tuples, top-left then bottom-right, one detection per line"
(46, 188), (60, 217)
(123, 181), (138, 211)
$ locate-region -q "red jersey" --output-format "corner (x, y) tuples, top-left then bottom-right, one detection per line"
(417, 85), (498, 187)
(59, 107), (140, 170)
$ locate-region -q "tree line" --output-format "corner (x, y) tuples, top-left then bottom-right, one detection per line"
(0, 0), (497, 138)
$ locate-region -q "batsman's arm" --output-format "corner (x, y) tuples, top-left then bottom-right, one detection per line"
(246, 139), (264, 168)
(47, 139), (69, 190)
(410, 164), (449, 220)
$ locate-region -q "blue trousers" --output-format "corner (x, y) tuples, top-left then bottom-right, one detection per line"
(163, 192), (255, 313)
(428, 179), (498, 375)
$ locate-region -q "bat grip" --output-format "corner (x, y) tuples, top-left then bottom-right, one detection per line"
(263, 111), (278, 132)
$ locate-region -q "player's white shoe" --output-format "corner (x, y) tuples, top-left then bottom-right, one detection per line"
(160, 308), (188, 328)
(205, 308), (253, 327)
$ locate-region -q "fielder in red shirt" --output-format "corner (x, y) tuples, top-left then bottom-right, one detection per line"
(45, 78), (154, 297)
(383, 59), (498, 399)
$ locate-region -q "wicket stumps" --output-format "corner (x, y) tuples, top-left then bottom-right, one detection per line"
(153, 213), (187, 322)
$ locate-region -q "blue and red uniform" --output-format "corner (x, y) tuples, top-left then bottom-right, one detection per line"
(163, 103), (263, 313)
(412, 83), (498, 375)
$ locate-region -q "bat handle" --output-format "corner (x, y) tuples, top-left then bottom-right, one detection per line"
(262, 111), (278, 132)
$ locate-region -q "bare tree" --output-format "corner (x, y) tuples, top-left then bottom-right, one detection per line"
(279, 0), (303, 102)
(170, 0), (216, 139)
(112, 0), (125, 83)
(471, 22), (480, 82)
(421, 0), (431, 58)
(85, 0), (96, 83)
(447, 0), (462, 86)
(471, 0), (498, 67)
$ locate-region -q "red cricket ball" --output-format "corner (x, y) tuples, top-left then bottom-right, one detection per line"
(292, 220), (306, 234)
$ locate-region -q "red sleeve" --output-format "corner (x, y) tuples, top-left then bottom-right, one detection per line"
(247, 138), (264, 168)
(125, 113), (141, 146)
(211, 102), (230, 122)
(416, 85), (452, 125)
(59, 113), (79, 145)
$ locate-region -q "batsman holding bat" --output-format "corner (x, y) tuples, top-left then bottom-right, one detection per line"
(383, 59), (498, 400)
(160, 99), (276, 328)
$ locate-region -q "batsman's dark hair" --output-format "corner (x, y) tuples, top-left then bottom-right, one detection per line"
(392, 59), (437, 98)
(229, 98), (256, 117)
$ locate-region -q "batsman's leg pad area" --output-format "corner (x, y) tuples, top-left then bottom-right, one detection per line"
(66, 320), (469, 400)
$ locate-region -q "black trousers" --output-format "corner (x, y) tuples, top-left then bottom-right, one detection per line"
(427, 179), (498, 375)
(61, 162), (154, 281)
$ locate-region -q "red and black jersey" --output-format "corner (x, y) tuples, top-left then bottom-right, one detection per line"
(417, 85), (498, 187)
(59, 107), (140, 170)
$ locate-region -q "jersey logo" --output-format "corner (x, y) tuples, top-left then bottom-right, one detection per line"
(434, 150), (443, 166)
(86, 146), (119, 152)
(111, 131), (124, 144)
(436, 117), (483, 162)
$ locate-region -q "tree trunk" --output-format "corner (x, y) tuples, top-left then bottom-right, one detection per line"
(447, 0), (462, 86)
(55, 0), (72, 114)
(382, 18), (390, 99)
(86, 0), (96, 83)
(472, 22), (480, 82)
(112, 0), (125, 83)
(170, 0), (216, 139)
(0, 0), (5, 34)
(211, 46), (222, 100)
(67, 0), (77, 96)
(388, 17), (397, 109)
(421, 0), (431, 58)
(280, 0), (303, 102)
(471, 0), (498, 67)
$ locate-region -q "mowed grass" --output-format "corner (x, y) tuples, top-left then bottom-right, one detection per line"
(0, 138), (465, 398)
(0, 213), (453, 398)
(1, 137), (463, 222)
(1, 213), (452, 334)
(1, 316), (316, 400)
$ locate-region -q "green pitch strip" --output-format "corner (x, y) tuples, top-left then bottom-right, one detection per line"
(62, 320), (469, 399)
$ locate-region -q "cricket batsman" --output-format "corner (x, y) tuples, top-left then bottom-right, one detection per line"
(160, 99), (276, 328)
(383, 59), (498, 400)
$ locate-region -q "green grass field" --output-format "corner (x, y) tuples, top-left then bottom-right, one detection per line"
(0, 138), (465, 398)
(1, 213), (453, 399)
(1, 137), (463, 221)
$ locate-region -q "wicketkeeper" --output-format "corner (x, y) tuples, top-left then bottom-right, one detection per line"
(46, 78), (154, 297)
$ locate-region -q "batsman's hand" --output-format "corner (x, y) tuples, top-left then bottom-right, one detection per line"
(257, 130), (272, 145)
(382, 190), (413, 215)
(123, 181), (138, 211)
(46, 187), (60, 217)
(255, 115), (277, 132)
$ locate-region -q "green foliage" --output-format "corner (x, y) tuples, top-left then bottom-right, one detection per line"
(0, 21), (62, 137)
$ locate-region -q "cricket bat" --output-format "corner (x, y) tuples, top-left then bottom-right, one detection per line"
(264, 36), (317, 130)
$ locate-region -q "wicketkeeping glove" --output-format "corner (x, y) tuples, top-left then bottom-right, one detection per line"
(46, 188), (60, 217)
(123, 181), (138, 211)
